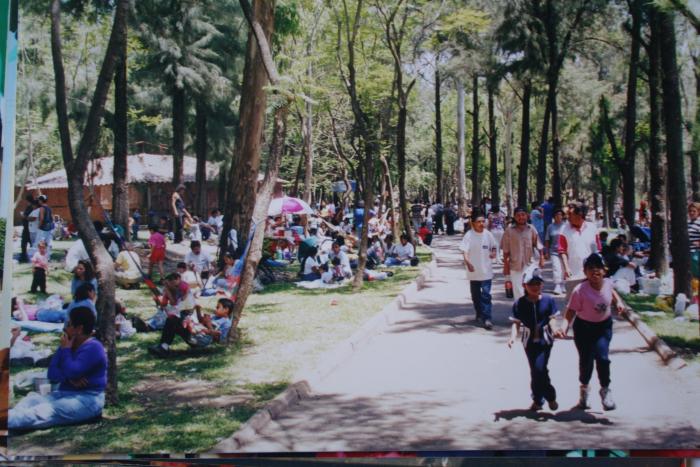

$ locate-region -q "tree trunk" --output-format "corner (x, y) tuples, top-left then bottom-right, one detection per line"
(517, 79), (532, 208)
(471, 74), (480, 205)
(397, 96), (413, 242)
(435, 63), (443, 203)
(195, 100), (208, 217)
(50, 0), (129, 405)
(302, 100), (313, 204)
(536, 91), (551, 204)
(646, 7), (668, 275)
(457, 79), (468, 216)
(502, 96), (514, 215)
(221, 0), (275, 262)
(622, 0), (641, 227)
(171, 85), (186, 187)
(550, 86), (562, 206)
(292, 149), (303, 197)
(488, 83), (499, 210)
(112, 38), (129, 238)
(659, 8), (691, 297)
(691, 59), (700, 201)
(231, 103), (288, 340)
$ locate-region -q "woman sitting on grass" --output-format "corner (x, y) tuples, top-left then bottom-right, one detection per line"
(9, 306), (106, 431)
(71, 260), (98, 299)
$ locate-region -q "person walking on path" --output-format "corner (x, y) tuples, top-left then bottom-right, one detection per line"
(508, 267), (561, 411)
(487, 206), (505, 264)
(460, 211), (498, 330)
(171, 184), (192, 244)
(558, 202), (601, 299)
(564, 253), (626, 411)
(545, 208), (566, 295)
(502, 207), (544, 301)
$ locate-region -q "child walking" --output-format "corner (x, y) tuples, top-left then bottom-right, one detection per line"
(508, 267), (562, 411)
(30, 241), (50, 294)
(148, 224), (166, 281)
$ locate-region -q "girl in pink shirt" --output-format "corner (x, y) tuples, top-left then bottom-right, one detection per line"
(564, 253), (626, 412)
(30, 241), (50, 294)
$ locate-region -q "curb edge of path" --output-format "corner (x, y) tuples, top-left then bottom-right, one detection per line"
(209, 253), (438, 453)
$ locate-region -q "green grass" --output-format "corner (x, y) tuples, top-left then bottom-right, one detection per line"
(10, 240), (431, 454)
(622, 293), (700, 364)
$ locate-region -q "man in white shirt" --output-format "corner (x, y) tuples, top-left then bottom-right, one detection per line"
(558, 202), (601, 299)
(184, 240), (213, 284)
(385, 234), (415, 266)
(65, 239), (90, 272)
(460, 212), (498, 329)
(203, 208), (224, 240)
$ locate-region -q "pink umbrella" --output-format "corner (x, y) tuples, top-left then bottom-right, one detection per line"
(268, 196), (314, 216)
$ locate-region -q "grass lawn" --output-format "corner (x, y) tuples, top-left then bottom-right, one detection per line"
(623, 293), (700, 364)
(9, 239), (432, 454)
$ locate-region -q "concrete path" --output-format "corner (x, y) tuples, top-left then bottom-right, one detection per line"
(237, 235), (700, 452)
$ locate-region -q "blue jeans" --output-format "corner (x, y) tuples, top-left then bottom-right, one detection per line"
(300, 272), (321, 281)
(384, 257), (408, 267)
(36, 308), (68, 323)
(525, 341), (556, 404)
(9, 390), (104, 430)
(573, 317), (613, 387)
(469, 279), (492, 320)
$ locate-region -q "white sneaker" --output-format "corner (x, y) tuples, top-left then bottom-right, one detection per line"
(553, 285), (563, 295)
(600, 387), (616, 411)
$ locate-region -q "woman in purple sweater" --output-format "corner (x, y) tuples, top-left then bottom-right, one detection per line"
(9, 307), (106, 431)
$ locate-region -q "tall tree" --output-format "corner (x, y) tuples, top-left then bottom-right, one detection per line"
(435, 58), (443, 203)
(470, 74), (480, 205)
(645, 4), (668, 275)
(658, 7), (691, 297)
(112, 19), (128, 237)
(194, 99), (208, 216)
(487, 78), (500, 209)
(456, 78), (468, 215)
(518, 79), (532, 208)
(50, 0), (129, 404)
(220, 0), (275, 262)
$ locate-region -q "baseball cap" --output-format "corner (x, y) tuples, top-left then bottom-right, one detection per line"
(523, 266), (544, 284)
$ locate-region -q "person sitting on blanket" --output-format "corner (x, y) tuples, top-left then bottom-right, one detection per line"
(114, 243), (142, 289)
(36, 283), (97, 323)
(384, 233), (415, 266)
(147, 273), (197, 358)
(185, 298), (235, 347)
(300, 246), (322, 281)
(329, 241), (353, 278)
(9, 306), (106, 431)
(115, 301), (136, 340)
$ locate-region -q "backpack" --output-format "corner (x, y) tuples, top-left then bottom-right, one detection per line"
(39, 206), (54, 231)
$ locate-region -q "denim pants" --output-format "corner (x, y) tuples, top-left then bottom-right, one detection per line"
(9, 390), (104, 430)
(469, 279), (492, 320)
(525, 341), (556, 404)
(36, 308), (68, 323)
(573, 317), (613, 387)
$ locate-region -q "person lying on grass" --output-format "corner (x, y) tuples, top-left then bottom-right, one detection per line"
(9, 306), (106, 431)
(35, 282), (97, 323)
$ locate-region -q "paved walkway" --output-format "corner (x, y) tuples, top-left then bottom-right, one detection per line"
(237, 235), (700, 452)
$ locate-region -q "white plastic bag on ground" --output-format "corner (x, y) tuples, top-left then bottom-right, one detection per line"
(674, 293), (688, 316)
(613, 279), (631, 295)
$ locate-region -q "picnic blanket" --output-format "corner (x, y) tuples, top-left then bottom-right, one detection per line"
(295, 279), (348, 290)
(12, 319), (64, 333)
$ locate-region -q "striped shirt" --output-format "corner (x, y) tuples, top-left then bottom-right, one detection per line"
(689, 218), (700, 251)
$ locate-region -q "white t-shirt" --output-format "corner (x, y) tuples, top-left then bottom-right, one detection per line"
(459, 229), (497, 281)
(208, 215), (223, 232)
(65, 239), (90, 272)
(184, 251), (213, 273)
(394, 242), (415, 261)
(303, 256), (319, 275)
(28, 208), (40, 234)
